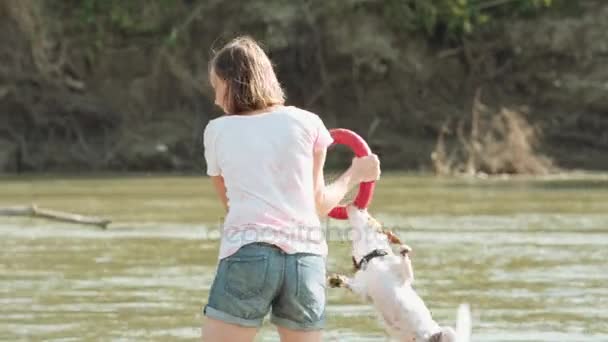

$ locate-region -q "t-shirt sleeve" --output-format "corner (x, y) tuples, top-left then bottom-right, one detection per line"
(314, 115), (333, 151)
(203, 121), (221, 176)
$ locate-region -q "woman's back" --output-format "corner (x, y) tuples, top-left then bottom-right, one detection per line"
(204, 106), (333, 258)
(202, 36), (379, 342)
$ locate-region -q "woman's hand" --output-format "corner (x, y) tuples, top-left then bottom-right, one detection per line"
(313, 150), (380, 217)
(350, 154), (381, 183)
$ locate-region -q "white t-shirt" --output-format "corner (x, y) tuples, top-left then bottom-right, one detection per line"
(203, 106), (334, 259)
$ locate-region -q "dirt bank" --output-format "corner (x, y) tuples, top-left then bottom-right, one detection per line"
(1, 0), (606, 173)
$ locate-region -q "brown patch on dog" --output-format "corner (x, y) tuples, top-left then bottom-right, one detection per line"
(382, 229), (402, 244)
(367, 216), (383, 233)
(366, 215), (403, 245)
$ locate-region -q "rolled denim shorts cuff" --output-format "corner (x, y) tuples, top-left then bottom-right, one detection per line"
(204, 305), (264, 328)
(270, 314), (324, 331)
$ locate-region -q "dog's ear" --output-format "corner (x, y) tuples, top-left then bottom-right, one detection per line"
(367, 216), (383, 232)
(382, 229), (402, 244)
(352, 256), (360, 271)
(368, 217), (403, 244)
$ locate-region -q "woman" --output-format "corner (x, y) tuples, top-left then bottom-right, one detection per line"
(202, 36), (380, 342)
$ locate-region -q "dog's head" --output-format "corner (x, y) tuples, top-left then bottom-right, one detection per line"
(345, 205), (370, 228)
(346, 205), (397, 266)
(346, 205), (387, 234)
(346, 205), (401, 243)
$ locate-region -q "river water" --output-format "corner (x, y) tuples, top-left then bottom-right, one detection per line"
(1, 174), (607, 341)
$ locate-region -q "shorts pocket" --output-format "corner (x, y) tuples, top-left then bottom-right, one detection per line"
(224, 255), (269, 300)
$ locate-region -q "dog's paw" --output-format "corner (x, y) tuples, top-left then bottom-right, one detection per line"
(428, 331), (443, 342)
(430, 327), (456, 342)
(399, 244), (412, 256)
(327, 274), (347, 288)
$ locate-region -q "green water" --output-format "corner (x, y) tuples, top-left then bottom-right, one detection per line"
(1, 173), (607, 341)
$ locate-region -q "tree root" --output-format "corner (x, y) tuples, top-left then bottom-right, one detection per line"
(432, 89), (553, 175)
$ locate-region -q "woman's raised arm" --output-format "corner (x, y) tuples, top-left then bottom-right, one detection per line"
(313, 149), (380, 216)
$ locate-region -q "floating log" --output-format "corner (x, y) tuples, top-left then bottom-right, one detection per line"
(0, 204), (111, 229)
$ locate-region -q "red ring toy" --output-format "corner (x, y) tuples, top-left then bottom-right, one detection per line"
(327, 128), (375, 220)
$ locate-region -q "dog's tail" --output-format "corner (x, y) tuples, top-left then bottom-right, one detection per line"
(455, 303), (471, 342)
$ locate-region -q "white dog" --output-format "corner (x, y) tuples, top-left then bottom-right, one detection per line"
(328, 206), (471, 342)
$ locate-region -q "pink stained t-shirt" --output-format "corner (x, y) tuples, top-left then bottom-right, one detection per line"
(203, 106), (334, 259)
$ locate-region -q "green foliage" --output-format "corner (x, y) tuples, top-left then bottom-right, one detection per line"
(75, 0), (178, 34)
(70, 0), (557, 45)
(383, 0), (554, 40)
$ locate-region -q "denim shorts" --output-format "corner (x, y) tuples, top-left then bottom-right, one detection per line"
(203, 242), (326, 330)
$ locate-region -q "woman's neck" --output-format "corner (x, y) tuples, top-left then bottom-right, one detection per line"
(238, 104), (284, 116)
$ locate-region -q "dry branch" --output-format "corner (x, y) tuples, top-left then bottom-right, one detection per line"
(0, 204), (111, 228)
(431, 90), (553, 176)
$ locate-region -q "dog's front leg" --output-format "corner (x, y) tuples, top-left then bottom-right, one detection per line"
(398, 245), (414, 284)
(328, 273), (368, 298)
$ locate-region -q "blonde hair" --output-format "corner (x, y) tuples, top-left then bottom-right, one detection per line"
(210, 36), (285, 114)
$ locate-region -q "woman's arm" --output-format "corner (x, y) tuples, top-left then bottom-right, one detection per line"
(313, 148), (380, 216)
(313, 148), (356, 216)
(210, 175), (228, 212)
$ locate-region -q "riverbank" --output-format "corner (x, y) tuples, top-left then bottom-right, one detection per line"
(1, 0), (606, 173)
